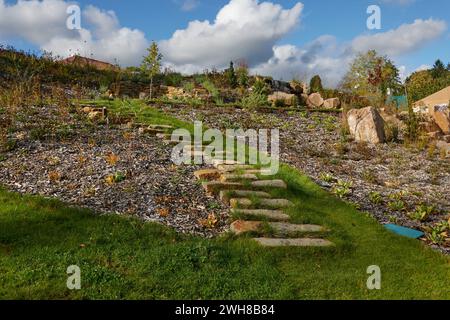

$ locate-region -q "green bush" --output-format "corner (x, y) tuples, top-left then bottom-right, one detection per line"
(241, 91), (269, 109)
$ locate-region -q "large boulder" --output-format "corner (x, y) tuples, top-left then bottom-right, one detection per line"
(268, 91), (297, 106)
(323, 98), (341, 109)
(307, 93), (324, 108)
(429, 105), (450, 134)
(347, 107), (386, 144)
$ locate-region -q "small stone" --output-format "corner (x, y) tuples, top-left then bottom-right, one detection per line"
(194, 169), (221, 181)
(220, 173), (258, 182)
(253, 238), (334, 247)
(230, 209), (290, 221)
(436, 140), (450, 157)
(157, 133), (172, 139)
(251, 180), (287, 189)
(230, 220), (262, 235)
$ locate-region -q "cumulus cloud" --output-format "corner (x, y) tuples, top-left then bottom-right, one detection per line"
(0, 0), (73, 44)
(253, 18), (447, 87)
(253, 36), (352, 87)
(351, 19), (447, 57)
(160, 0), (303, 72)
(0, 0), (149, 66)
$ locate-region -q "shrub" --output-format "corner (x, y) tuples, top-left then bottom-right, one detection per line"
(202, 80), (221, 104)
(274, 99), (286, 108)
(241, 91), (269, 109)
(369, 191), (383, 204)
(408, 204), (436, 222)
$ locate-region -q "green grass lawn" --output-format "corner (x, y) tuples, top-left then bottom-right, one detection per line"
(0, 99), (449, 299)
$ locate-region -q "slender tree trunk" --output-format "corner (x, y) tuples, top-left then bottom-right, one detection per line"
(150, 76), (153, 100)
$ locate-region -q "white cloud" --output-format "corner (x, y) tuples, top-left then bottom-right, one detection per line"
(415, 64), (431, 72)
(253, 18), (447, 87)
(0, 0), (74, 44)
(181, 0), (200, 11)
(252, 36), (352, 87)
(160, 0), (303, 72)
(0, 0), (149, 66)
(380, 0), (415, 6)
(351, 19), (446, 57)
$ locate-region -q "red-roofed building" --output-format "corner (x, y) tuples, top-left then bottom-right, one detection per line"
(60, 55), (118, 71)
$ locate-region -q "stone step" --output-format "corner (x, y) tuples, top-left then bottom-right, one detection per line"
(194, 169), (221, 181)
(138, 127), (165, 135)
(159, 133), (191, 140)
(202, 181), (243, 195)
(253, 238), (334, 247)
(149, 124), (173, 130)
(269, 222), (325, 235)
(216, 164), (254, 172)
(220, 173), (258, 182)
(219, 190), (272, 203)
(230, 198), (293, 209)
(212, 159), (245, 167)
(230, 209), (290, 221)
(251, 180), (287, 189)
(230, 220), (325, 236)
(243, 169), (274, 176)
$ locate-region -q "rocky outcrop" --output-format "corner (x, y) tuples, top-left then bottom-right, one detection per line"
(347, 107), (386, 144)
(429, 105), (450, 134)
(323, 98), (341, 109)
(268, 91), (297, 106)
(307, 93), (324, 108)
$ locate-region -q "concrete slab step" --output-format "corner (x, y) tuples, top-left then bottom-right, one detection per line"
(149, 124), (174, 130)
(251, 180), (287, 189)
(230, 198), (293, 209)
(202, 181), (243, 195)
(230, 220), (325, 236)
(138, 127), (165, 135)
(243, 169), (274, 176)
(220, 173), (258, 182)
(219, 190), (272, 203)
(194, 169), (221, 181)
(230, 209), (290, 221)
(212, 159), (245, 167)
(216, 164), (254, 172)
(253, 238), (334, 247)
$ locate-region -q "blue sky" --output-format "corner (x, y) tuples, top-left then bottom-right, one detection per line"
(1, 0), (449, 86)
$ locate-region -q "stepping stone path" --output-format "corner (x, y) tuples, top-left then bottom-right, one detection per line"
(151, 124), (334, 248)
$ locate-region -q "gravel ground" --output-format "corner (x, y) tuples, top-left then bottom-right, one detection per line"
(0, 114), (228, 237)
(159, 104), (450, 253)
